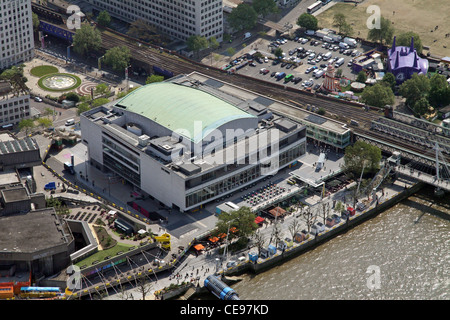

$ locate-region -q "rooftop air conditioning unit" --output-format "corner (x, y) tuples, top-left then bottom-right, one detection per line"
(138, 135), (150, 147)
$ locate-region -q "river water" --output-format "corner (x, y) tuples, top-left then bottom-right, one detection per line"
(231, 186), (450, 300)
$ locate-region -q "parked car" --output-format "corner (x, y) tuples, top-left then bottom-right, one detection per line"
(34, 96), (43, 102)
(270, 71), (277, 77)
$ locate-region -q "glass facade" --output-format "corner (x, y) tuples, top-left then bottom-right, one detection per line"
(305, 124), (350, 149)
(185, 142), (305, 208)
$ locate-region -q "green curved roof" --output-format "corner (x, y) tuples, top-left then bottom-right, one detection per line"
(116, 82), (256, 143)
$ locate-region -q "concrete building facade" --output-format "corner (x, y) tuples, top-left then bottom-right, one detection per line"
(0, 0), (35, 70)
(86, 0), (224, 42)
(80, 72), (307, 213)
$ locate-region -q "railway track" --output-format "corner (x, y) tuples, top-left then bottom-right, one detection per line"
(33, 11), (442, 164)
(100, 31), (380, 127)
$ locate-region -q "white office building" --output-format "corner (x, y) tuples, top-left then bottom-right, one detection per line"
(80, 72), (306, 213)
(86, 0), (223, 42)
(0, 80), (31, 127)
(0, 0), (35, 70)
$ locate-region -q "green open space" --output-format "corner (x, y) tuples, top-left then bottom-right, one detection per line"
(75, 243), (135, 268)
(30, 65), (59, 77)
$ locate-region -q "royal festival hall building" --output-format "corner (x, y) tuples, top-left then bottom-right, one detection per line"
(80, 72), (307, 212)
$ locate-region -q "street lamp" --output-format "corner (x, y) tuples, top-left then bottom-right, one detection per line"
(98, 55), (105, 71)
(66, 44), (73, 63)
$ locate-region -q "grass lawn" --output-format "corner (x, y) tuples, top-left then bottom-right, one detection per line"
(30, 65), (59, 77)
(316, 0), (450, 57)
(75, 243), (135, 268)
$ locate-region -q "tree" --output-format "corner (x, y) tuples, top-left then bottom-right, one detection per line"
(367, 16), (394, 46)
(32, 13), (40, 32)
(216, 207), (258, 239)
(413, 97), (430, 116)
(288, 219), (301, 241)
(127, 19), (160, 44)
(91, 98), (110, 108)
(186, 35), (209, 57)
(332, 13), (347, 33)
(73, 24), (102, 57)
(361, 83), (395, 108)
(428, 73), (450, 108)
(252, 0), (278, 18)
(340, 22), (354, 37)
(335, 68), (343, 78)
(226, 47), (236, 57)
(396, 31), (423, 53)
(65, 92), (80, 102)
(94, 83), (110, 95)
(208, 36), (220, 51)
(145, 74), (164, 84)
(37, 117), (53, 129)
(296, 13), (318, 31)
(77, 102), (91, 115)
(103, 46), (131, 72)
(97, 10), (111, 27)
(381, 72), (396, 91)
(19, 119), (34, 135)
(252, 230), (266, 256)
(274, 47), (283, 59)
(356, 71), (367, 83)
(227, 3), (258, 32)
(344, 140), (382, 177)
(399, 73), (430, 107)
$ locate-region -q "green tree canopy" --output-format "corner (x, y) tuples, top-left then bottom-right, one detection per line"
(428, 73), (450, 108)
(399, 73), (430, 107)
(32, 12), (40, 32)
(367, 16), (394, 45)
(216, 207), (258, 239)
(361, 83), (395, 108)
(227, 3), (258, 32)
(413, 97), (431, 116)
(145, 74), (164, 84)
(344, 141), (382, 177)
(77, 102), (91, 115)
(274, 47), (283, 59)
(19, 118), (35, 134)
(37, 117), (53, 128)
(73, 24), (102, 57)
(381, 72), (396, 91)
(65, 92), (80, 102)
(208, 36), (220, 50)
(356, 71), (367, 83)
(103, 46), (131, 72)
(395, 31), (423, 54)
(333, 13), (352, 35)
(296, 13), (318, 31)
(97, 10), (111, 27)
(94, 83), (110, 95)
(186, 35), (209, 55)
(127, 19), (160, 44)
(252, 0), (278, 17)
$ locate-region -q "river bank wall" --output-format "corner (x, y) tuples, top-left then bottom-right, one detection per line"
(219, 181), (425, 277)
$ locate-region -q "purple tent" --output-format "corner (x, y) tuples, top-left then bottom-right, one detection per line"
(387, 36), (428, 83)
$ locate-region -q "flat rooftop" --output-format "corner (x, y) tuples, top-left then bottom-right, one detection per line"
(0, 208), (70, 254)
(186, 72), (350, 135)
(1, 187), (29, 203)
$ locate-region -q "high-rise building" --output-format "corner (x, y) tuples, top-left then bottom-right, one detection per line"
(86, 0), (223, 42)
(0, 0), (35, 70)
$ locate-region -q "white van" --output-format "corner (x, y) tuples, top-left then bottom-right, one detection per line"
(305, 30), (315, 36)
(339, 42), (349, 49)
(314, 70), (325, 78)
(65, 119), (75, 126)
(335, 58), (345, 67)
(323, 52), (332, 60)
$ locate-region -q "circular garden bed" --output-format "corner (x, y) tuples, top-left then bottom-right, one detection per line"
(37, 73), (82, 92)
